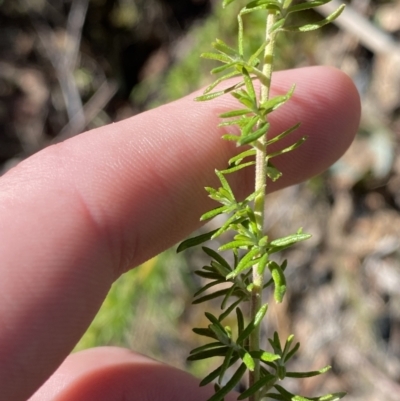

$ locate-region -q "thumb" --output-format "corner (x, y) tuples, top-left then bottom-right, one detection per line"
(28, 347), (238, 401)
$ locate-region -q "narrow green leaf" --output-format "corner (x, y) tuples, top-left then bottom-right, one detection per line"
(236, 307), (244, 336)
(249, 66), (271, 88)
(199, 355), (240, 386)
(314, 393), (347, 401)
(268, 331), (282, 354)
(243, 352), (255, 371)
(270, 232), (311, 248)
(211, 261), (231, 277)
(204, 186), (218, 197)
(234, 233), (255, 242)
(268, 261), (286, 303)
(292, 396), (312, 401)
(177, 229), (218, 252)
(190, 341), (222, 355)
(202, 71), (242, 95)
(270, 17), (286, 32)
(204, 312), (225, 331)
(260, 360), (277, 370)
(219, 116), (249, 128)
(200, 52), (231, 63)
(212, 214), (246, 239)
(237, 303), (268, 343)
(284, 4), (345, 32)
(219, 239), (255, 251)
(216, 187), (235, 203)
(219, 297), (243, 321)
(229, 149), (256, 166)
(221, 161), (256, 174)
(261, 84), (295, 113)
(187, 346), (230, 361)
(226, 247), (260, 279)
(211, 62), (237, 74)
(203, 247), (232, 271)
(222, 134), (241, 142)
(240, 115), (259, 137)
(243, 213), (258, 237)
(218, 346), (235, 384)
(222, 0), (237, 7)
(274, 384), (295, 397)
(210, 323), (231, 345)
(245, 0), (282, 11)
(212, 38), (239, 58)
(277, 364), (287, 380)
(194, 270), (221, 280)
(286, 365), (331, 378)
(237, 372), (276, 400)
(220, 108), (251, 118)
(286, 0), (330, 14)
(231, 90), (256, 110)
(255, 303), (268, 325)
(233, 248), (239, 267)
(202, 264), (218, 273)
(241, 67), (256, 102)
(194, 280), (225, 297)
(195, 79), (244, 101)
(192, 327), (217, 340)
(256, 252), (269, 275)
(267, 136), (307, 159)
(282, 334), (295, 357)
(245, 188), (263, 203)
(207, 363), (247, 401)
(247, 283), (255, 293)
(284, 341), (300, 362)
(215, 169), (234, 198)
(263, 394), (289, 401)
(193, 288), (230, 304)
(260, 351), (281, 362)
(266, 122), (301, 146)
(266, 162), (282, 182)
(200, 205), (232, 221)
(239, 122), (270, 146)
(221, 284), (236, 309)
(248, 38), (270, 66)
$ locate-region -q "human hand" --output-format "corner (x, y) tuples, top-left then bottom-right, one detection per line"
(0, 67), (360, 401)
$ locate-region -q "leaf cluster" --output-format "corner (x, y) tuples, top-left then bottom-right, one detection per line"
(189, 320), (344, 401)
(198, 0), (344, 102)
(178, 166), (311, 304)
(178, 0), (345, 400)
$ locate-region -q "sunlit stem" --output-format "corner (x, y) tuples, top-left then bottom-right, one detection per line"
(249, 10), (277, 401)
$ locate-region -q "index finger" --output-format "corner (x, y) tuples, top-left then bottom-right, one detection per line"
(0, 66), (360, 401)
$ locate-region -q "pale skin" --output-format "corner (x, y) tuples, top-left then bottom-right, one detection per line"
(0, 67), (361, 401)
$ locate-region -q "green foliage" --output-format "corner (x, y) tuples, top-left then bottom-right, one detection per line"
(178, 0), (345, 400)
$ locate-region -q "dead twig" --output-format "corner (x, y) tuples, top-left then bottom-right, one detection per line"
(317, 0), (400, 57)
(56, 79), (118, 141)
(32, 0), (90, 134)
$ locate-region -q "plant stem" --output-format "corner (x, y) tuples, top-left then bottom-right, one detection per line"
(249, 10), (276, 401)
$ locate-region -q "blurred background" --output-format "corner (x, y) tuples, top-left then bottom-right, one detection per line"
(1, 0), (400, 400)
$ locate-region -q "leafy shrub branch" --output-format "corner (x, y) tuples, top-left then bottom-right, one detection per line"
(178, 1), (345, 400)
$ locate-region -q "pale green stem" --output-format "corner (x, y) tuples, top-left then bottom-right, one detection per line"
(248, 11), (276, 401)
